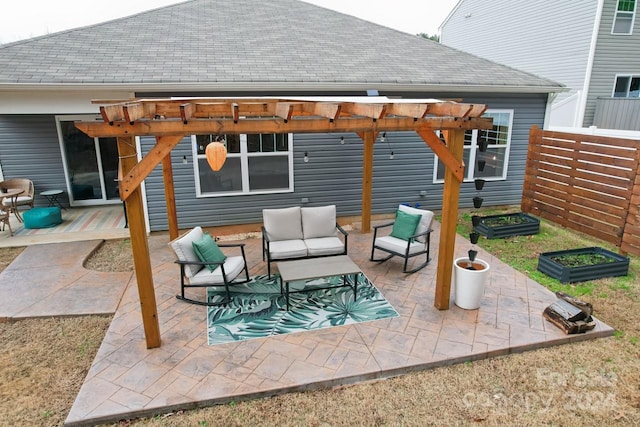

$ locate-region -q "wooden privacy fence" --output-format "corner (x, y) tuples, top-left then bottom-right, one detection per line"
(522, 125), (640, 256)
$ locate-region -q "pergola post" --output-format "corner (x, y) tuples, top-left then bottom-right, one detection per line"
(161, 146), (179, 241)
(360, 131), (376, 233)
(117, 136), (161, 348)
(434, 129), (465, 309)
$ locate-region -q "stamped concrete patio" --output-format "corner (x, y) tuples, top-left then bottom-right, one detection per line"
(0, 220), (615, 425)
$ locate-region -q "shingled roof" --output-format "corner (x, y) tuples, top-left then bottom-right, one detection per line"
(0, 0), (562, 93)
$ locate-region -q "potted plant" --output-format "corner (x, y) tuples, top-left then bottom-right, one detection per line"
(454, 254), (490, 310)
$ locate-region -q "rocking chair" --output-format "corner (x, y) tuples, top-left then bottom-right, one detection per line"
(169, 226), (250, 306)
(370, 204), (434, 273)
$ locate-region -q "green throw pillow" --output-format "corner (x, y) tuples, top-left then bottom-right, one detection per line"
(192, 232), (227, 272)
(390, 210), (422, 241)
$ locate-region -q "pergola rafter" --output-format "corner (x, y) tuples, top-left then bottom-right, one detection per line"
(75, 97), (492, 349)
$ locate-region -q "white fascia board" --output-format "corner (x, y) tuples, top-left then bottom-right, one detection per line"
(0, 82), (567, 99)
(0, 89), (134, 114)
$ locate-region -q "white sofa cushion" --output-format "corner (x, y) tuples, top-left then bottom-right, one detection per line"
(305, 236), (345, 256)
(188, 256), (246, 285)
(169, 226), (205, 278)
(268, 239), (308, 259)
(375, 235), (426, 255)
(263, 206), (303, 241)
(398, 205), (434, 243)
(301, 205), (337, 239)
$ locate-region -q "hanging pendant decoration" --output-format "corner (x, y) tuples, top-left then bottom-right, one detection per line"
(205, 141), (227, 171)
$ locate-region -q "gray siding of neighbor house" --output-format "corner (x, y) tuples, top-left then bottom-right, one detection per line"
(440, 0), (595, 105)
(0, 115), (69, 207)
(584, 1), (640, 126)
(594, 97), (640, 129)
(141, 93), (547, 231)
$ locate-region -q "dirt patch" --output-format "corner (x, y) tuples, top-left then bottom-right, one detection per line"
(0, 246), (25, 271)
(84, 239), (134, 272)
(83, 233), (267, 273)
(0, 316), (111, 426)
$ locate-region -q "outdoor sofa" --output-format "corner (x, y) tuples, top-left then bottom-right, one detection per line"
(262, 205), (348, 277)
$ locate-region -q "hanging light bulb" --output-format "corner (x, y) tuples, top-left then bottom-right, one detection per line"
(182, 155), (188, 164)
(340, 136), (345, 145)
(380, 132), (387, 142)
(304, 152), (309, 163)
(389, 151), (394, 160)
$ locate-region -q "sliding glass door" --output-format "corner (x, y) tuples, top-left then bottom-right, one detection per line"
(56, 116), (121, 206)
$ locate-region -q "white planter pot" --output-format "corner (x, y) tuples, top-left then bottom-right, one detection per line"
(454, 257), (490, 310)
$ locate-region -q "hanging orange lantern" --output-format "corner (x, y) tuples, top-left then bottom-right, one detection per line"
(205, 141), (227, 171)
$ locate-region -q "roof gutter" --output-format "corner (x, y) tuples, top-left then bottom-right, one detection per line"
(0, 81), (567, 95)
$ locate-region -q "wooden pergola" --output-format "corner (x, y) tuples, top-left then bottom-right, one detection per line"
(75, 97), (493, 349)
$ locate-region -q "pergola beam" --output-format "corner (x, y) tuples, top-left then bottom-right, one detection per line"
(119, 135), (184, 201)
(76, 116), (492, 138)
(387, 103), (429, 119)
(92, 98), (488, 121)
(180, 103), (194, 123)
(416, 128), (465, 182)
(123, 103), (147, 123)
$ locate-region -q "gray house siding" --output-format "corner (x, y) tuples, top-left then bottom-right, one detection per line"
(593, 97), (640, 129)
(141, 93), (547, 231)
(0, 115), (69, 207)
(583, 0), (640, 126)
(441, 0), (594, 106)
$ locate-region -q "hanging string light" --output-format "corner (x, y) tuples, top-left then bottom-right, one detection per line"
(383, 132), (394, 160)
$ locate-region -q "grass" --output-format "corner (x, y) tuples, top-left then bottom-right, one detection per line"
(1, 213), (640, 426)
(457, 210), (635, 297)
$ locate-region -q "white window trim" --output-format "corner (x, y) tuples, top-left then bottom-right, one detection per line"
(612, 0), (636, 35)
(193, 133), (294, 197)
(432, 109), (513, 184)
(612, 73), (640, 97)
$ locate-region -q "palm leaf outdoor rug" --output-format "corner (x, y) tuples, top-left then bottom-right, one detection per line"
(207, 273), (398, 345)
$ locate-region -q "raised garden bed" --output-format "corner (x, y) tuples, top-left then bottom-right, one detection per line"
(537, 246), (629, 283)
(473, 212), (540, 239)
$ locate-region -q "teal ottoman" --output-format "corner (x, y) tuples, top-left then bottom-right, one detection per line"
(23, 207), (63, 229)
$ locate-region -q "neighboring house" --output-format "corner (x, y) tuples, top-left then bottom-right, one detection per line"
(440, 0), (640, 131)
(0, 0), (562, 232)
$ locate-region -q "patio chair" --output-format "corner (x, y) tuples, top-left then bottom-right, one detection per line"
(169, 226), (250, 306)
(370, 204), (434, 273)
(0, 178), (34, 219)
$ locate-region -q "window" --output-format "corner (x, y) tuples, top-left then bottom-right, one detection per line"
(434, 110), (513, 182)
(613, 75), (640, 97)
(193, 133), (293, 196)
(612, 0), (636, 34)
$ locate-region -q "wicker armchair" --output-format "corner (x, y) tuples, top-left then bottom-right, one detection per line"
(0, 178), (34, 211)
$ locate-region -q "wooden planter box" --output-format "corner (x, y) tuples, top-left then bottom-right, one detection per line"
(538, 247), (629, 283)
(474, 212), (540, 239)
